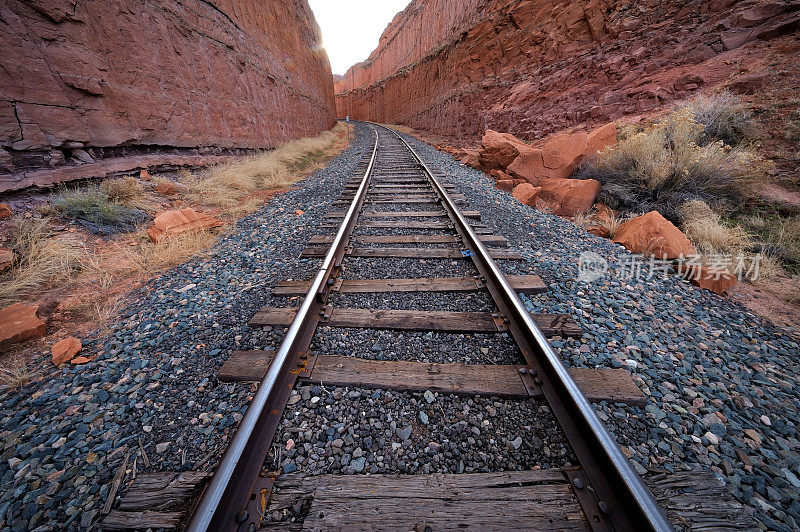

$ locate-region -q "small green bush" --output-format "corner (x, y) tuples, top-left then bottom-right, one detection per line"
(52, 186), (149, 234)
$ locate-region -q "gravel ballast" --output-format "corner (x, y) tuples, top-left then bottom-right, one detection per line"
(0, 126), (374, 530)
(399, 131), (800, 531)
(1, 124), (797, 531)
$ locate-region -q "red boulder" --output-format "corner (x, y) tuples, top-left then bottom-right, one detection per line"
(537, 178), (601, 216)
(613, 211), (696, 259)
(52, 336), (82, 365)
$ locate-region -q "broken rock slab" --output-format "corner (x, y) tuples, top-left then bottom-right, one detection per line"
(512, 183), (541, 207)
(676, 264), (738, 294)
(52, 336), (82, 365)
(537, 177), (601, 217)
(147, 208), (222, 243)
(0, 303), (46, 348)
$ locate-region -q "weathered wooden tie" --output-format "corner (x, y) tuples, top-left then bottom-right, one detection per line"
(218, 351), (645, 405)
(324, 210), (481, 219)
(250, 307), (582, 337)
(308, 234), (509, 246)
(319, 220), (492, 231)
(242, 471), (588, 530)
(300, 246), (523, 260)
(272, 275), (546, 295)
(102, 467), (755, 530)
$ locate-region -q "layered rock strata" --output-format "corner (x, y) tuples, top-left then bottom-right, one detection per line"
(335, 0), (800, 142)
(1, 0), (336, 192)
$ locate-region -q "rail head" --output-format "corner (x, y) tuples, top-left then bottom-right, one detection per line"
(380, 124), (672, 532)
(185, 124), (379, 532)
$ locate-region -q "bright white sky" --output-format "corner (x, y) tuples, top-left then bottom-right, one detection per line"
(308, 0), (412, 75)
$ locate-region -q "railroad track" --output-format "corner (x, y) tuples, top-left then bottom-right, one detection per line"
(103, 124), (683, 530)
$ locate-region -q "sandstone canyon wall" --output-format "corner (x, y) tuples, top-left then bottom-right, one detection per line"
(0, 0), (336, 192)
(335, 0), (800, 142)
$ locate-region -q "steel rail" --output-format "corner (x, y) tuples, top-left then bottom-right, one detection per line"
(185, 125), (379, 532)
(384, 124), (672, 532)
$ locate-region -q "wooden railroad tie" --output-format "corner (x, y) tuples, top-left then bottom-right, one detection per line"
(271, 275), (546, 295)
(308, 234), (509, 246)
(102, 468), (754, 531)
(332, 197), (467, 206)
(365, 188), (441, 194)
(299, 246), (523, 260)
(318, 221), (494, 232)
(323, 210), (481, 219)
(250, 307), (581, 337)
(218, 351), (645, 406)
(346, 182), (455, 188)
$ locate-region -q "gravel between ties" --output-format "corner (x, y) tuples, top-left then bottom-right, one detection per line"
(3, 123), (798, 530)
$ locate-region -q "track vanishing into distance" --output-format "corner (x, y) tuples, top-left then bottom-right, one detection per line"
(177, 124), (673, 531)
(101, 124), (681, 531)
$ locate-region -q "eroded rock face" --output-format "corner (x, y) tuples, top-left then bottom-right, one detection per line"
(335, 0), (800, 142)
(0, 0), (336, 192)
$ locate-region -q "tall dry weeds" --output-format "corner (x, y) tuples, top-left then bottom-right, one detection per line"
(679, 90), (755, 146)
(0, 357), (34, 390)
(582, 104), (769, 221)
(108, 230), (219, 274)
(183, 125), (341, 207)
(679, 199), (751, 255)
(0, 218), (88, 305)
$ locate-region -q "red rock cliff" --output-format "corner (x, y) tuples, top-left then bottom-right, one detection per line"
(335, 0), (800, 141)
(1, 0), (336, 192)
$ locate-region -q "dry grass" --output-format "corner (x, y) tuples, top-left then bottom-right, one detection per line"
(101, 176), (144, 204)
(756, 252), (786, 282)
(570, 212), (594, 229)
(583, 104), (770, 222)
(0, 218), (88, 305)
(0, 357), (34, 390)
(679, 199), (751, 255)
(598, 212), (626, 238)
(679, 90), (755, 146)
(571, 207), (627, 238)
(743, 213), (800, 273)
(50, 186), (149, 234)
(108, 229), (220, 274)
(183, 124), (343, 207)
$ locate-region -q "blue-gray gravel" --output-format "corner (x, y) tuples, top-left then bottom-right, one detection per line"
(399, 131), (800, 531)
(1, 124), (798, 531)
(0, 126), (375, 530)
